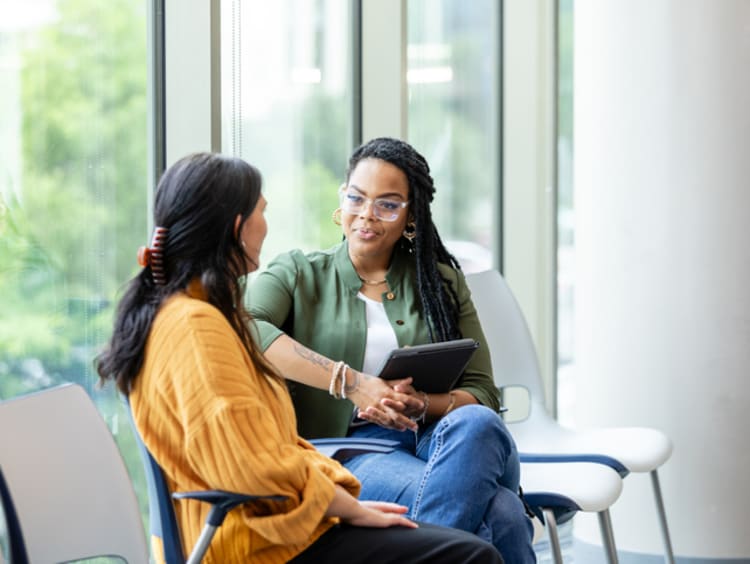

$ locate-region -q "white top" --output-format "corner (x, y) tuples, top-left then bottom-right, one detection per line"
(357, 292), (399, 375)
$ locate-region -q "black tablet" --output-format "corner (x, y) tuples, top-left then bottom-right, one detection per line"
(376, 338), (479, 394)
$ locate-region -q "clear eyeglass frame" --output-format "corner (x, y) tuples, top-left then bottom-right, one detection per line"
(338, 184), (410, 222)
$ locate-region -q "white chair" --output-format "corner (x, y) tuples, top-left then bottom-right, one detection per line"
(520, 460), (623, 563)
(466, 269), (674, 563)
(0, 383), (148, 563)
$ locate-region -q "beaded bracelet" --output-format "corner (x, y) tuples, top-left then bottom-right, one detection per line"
(328, 361), (345, 399)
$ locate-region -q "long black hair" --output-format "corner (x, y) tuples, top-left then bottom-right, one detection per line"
(97, 152), (280, 394)
(345, 137), (462, 342)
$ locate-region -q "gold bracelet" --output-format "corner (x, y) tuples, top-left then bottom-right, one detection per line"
(442, 391), (457, 417)
(342, 366), (360, 398)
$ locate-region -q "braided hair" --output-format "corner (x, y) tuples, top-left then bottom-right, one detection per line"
(345, 137), (462, 342)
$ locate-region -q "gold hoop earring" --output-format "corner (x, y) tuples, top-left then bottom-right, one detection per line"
(332, 208), (343, 226)
(403, 221), (417, 242)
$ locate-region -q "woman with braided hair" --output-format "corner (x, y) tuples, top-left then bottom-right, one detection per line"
(248, 137), (536, 562)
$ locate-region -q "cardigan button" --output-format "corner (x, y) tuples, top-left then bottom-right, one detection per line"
(386, 292), (395, 300)
(396, 319), (405, 325)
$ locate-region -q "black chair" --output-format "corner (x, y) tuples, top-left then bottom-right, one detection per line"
(0, 465), (28, 564)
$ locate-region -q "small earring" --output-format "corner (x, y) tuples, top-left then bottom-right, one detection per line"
(403, 221), (417, 242)
(332, 208), (343, 226)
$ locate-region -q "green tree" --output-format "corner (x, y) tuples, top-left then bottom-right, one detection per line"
(0, 0), (148, 397)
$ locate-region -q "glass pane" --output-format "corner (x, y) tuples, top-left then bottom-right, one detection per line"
(407, 0), (500, 273)
(0, 0), (149, 525)
(221, 0), (353, 264)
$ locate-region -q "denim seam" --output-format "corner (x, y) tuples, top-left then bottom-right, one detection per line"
(411, 415), (451, 520)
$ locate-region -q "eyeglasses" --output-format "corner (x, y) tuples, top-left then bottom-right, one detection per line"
(339, 185), (409, 222)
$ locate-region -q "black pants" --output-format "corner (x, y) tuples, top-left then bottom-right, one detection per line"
(289, 522), (503, 564)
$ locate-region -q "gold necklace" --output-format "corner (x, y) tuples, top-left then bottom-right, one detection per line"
(358, 276), (388, 286)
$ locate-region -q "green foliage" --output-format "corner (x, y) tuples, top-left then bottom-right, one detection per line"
(0, 0), (148, 397)
(261, 160), (341, 262)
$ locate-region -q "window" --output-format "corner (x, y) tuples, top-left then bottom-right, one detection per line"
(0, 0), (150, 527)
(220, 0), (354, 264)
(220, 1), (501, 271)
(407, 0), (501, 272)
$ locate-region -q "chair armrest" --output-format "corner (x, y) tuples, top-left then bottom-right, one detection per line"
(519, 452), (630, 478)
(172, 490), (287, 527)
(520, 490), (580, 525)
(311, 438), (399, 461)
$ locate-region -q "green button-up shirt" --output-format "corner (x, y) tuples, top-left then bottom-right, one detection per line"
(246, 241), (499, 439)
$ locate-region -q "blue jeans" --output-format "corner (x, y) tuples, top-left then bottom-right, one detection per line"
(345, 404), (536, 564)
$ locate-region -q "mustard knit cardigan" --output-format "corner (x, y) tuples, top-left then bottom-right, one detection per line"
(130, 287), (360, 563)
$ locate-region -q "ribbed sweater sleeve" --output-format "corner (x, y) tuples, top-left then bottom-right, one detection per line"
(131, 293), (360, 562)
(187, 405), (361, 545)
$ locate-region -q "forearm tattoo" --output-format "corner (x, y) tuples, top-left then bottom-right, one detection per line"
(293, 343), (332, 369)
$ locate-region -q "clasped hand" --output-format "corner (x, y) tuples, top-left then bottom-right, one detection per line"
(349, 375), (424, 431)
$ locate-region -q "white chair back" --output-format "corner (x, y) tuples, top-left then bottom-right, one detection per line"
(466, 269), (547, 400)
(0, 383), (148, 563)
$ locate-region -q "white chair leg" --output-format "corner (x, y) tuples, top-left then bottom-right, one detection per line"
(650, 470), (675, 564)
(542, 508), (564, 564)
(597, 509), (619, 564)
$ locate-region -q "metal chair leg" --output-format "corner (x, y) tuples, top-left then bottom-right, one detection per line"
(542, 508), (564, 564)
(597, 508), (619, 564)
(186, 524), (217, 564)
(650, 470), (675, 564)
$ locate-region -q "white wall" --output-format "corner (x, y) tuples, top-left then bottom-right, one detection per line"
(572, 0), (750, 558)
